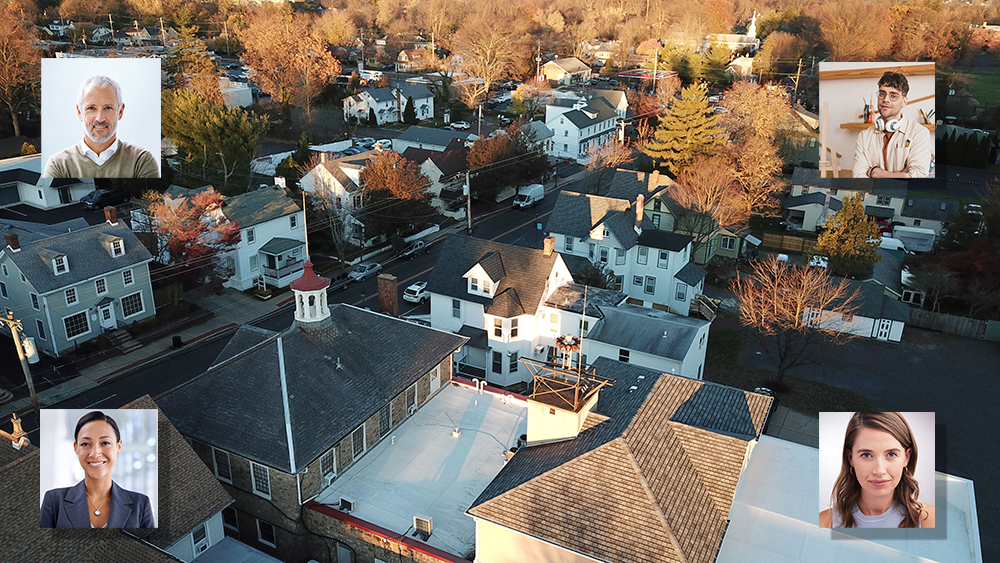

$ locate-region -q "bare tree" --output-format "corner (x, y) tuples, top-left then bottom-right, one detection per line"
(908, 265), (956, 313)
(0, 3), (39, 138)
(453, 7), (529, 106)
(732, 257), (862, 381)
(585, 139), (635, 195)
(668, 156), (750, 262)
(965, 280), (1000, 318)
(510, 77), (553, 120)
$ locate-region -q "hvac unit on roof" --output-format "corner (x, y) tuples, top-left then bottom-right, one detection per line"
(408, 404), (418, 416)
(339, 497), (356, 512)
(534, 345), (545, 356)
(323, 473), (337, 488)
(413, 515), (433, 540)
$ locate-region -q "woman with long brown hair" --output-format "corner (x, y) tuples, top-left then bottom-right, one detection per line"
(819, 412), (935, 528)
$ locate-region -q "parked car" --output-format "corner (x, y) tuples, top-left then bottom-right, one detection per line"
(513, 184), (545, 208)
(375, 139), (392, 150)
(399, 240), (430, 259)
(81, 189), (130, 210)
(497, 116), (512, 127)
(354, 137), (376, 148)
(348, 262), (382, 282)
(452, 121), (471, 130)
(342, 147), (364, 155)
(402, 281), (429, 303)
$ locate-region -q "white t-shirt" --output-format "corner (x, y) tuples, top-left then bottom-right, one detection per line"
(831, 501), (920, 528)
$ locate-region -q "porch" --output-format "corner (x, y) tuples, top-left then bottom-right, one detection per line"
(258, 237), (306, 287)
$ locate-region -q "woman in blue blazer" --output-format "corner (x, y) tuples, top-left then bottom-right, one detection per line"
(40, 411), (155, 528)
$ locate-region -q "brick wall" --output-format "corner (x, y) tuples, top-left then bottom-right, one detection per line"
(304, 508), (470, 563)
(364, 412), (381, 453)
(441, 356), (453, 384)
(391, 393), (407, 427)
(417, 372), (431, 405)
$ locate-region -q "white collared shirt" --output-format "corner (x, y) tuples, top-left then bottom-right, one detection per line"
(80, 138), (119, 166)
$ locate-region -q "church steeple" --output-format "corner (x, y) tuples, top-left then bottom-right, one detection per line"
(748, 10), (758, 39)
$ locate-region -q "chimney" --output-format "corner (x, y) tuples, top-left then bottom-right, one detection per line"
(542, 236), (555, 257)
(4, 232), (20, 252)
(635, 194), (644, 234)
(650, 170), (660, 186)
(377, 273), (399, 317)
(104, 206), (117, 225)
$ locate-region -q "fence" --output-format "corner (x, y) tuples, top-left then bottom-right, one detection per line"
(908, 309), (988, 339)
(760, 233), (817, 254)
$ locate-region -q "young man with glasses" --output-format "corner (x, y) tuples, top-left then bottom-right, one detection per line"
(851, 71), (932, 179)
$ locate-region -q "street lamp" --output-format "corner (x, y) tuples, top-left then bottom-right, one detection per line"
(2, 311), (39, 419)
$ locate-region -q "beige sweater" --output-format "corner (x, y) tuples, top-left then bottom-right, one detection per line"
(852, 117), (932, 179)
(43, 140), (160, 179)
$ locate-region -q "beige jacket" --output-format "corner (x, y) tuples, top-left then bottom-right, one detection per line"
(852, 117), (932, 179)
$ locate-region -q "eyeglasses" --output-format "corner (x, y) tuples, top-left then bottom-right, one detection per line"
(877, 91), (903, 102)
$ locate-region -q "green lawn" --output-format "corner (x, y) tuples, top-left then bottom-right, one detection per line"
(941, 67), (1000, 108)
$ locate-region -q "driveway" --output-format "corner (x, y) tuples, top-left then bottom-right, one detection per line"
(738, 325), (1000, 559)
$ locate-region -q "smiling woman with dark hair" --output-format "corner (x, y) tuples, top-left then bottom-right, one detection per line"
(819, 412), (934, 528)
(40, 411), (155, 528)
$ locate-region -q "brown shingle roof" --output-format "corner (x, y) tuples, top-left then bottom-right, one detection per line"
(124, 395), (234, 549)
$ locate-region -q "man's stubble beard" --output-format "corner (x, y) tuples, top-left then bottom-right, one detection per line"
(83, 119), (116, 145)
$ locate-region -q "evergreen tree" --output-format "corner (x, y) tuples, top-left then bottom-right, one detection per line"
(295, 132), (311, 165)
(813, 194), (882, 278)
(403, 96), (417, 124)
(368, 107), (378, 126)
(641, 82), (725, 175)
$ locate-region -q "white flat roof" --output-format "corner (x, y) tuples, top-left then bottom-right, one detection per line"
(718, 435), (983, 563)
(316, 383), (527, 557)
(197, 537), (284, 563)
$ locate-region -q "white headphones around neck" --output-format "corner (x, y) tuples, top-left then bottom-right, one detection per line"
(875, 116), (901, 133)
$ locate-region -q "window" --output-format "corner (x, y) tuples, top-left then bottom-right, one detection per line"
(54, 256), (67, 274)
(249, 255), (258, 272)
(122, 292), (144, 318)
(801, 186), (809, 194)
(494, 318), (503, 337)
(675, 283), (687, 301)
(657, 250), (669, 269)
(588, 243), (596, 260)
(223, 507), (238, 532)
(111, 239), (124, 257)
(64, 311), (89, 340)
(492, 351), (503, 374)
(602, 227), (610, 237)
(841, 311), (855, 322)
(637, 247), (648, 265)
(580, 320), (590, 337)
(721, 237), (736, 251)
(192, 522), (207, 547)
(378, 404), (390, 437)
(251, 462), (270, 498)
(619, 349), (630, 363)
(913, 219), (921, 226)
(615, 248), (626, 265)
(876, 195), (891, 206)
(290, 214), (297, 229)
(256, 520), (276, 548)
(613, 275), (623, 291)
(95, 278), (107, 295)
(123, 269), (134, 286)
(483, 279), (491, 293)
(644, 276), (656, 295)
(20, 272), (25, 283)
(0, 282), (6, 298)
(352, 426), (365, 457)
(699, 334), (705, 349)
(321, 449), (336, 476)
(1, 264), (5, 276)
(510, 318), (518, 338)
(830, 188), (838, 196)
(651, 215), (660, 229)
(36, 319), (46, 340)
(30, 293), (38, 310)
(598, 247), (609, 264)
(246, 228), (256, 244)
(564, 237), (574, 252)
(470, 277), (479, 291)
(213, 448), (232, 483)
(633, 275), (642, 286)
(452, 299), (461, 318)
(65, 287), (78, 306)
(509, 352), (519, 373)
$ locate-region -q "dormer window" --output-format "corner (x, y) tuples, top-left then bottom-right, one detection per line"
(483, 279), (491, 293)
(111, 239), (124, 257)
(470, 277), (479, 292)
(54, 256), (68, 275)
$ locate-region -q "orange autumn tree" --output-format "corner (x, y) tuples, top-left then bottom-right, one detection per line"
(145, 188), (241, 285)
(358, 151), (435, 240)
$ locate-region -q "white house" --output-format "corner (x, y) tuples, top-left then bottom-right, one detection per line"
(342, 85), (434, 125)
(0, 154), (95, 209)
(808, 276), (911, 343)
(298, 152), (373, 245)
(540, 57), (592, 85)
(545, 96), (619, 160)
(0, 208), (154, 358)
(546, 190), (712, 318)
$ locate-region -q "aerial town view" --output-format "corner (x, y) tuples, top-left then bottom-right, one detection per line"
(1, 0), (998, 561)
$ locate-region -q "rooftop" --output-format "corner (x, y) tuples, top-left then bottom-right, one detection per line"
(315, 382), (527, 558)
(544, 282), (626, 317)
(717, 435), (982, 563)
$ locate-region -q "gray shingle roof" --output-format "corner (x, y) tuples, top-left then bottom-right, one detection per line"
(865, 205), (895, 218)
(468, 358), (772, 563)
(544, 282), (625, 317)
(590, 89), (625, 109)
(830, 277), (911, 323)
(488, 289), (525, 318)
(395, 126), (477, 148)
(638, 229), (693, 252)
(563, 97), (618, 129)
(2, 221), (152, 294)
(790, 168), (908, 197)
(605, 169), (678, 206)
(477, 251), (506, 282)
(521, 120), (554, 142)
(159, 304), (466, 473)
(901, 197), (959, 221)
(588, 304), (709, 361)
(222, 186), (300, 228)
(872, 247), (902, 294)
(258, 237), (304, 255)
(546, 56), (591, 74)
(362, 86), (397, 103)
(675, 262), (707, 286)
(427, 235), (562, 317)
(785, 192), (843, 211)
(547, 191), (631, 239)
(398, 84), (434, 100)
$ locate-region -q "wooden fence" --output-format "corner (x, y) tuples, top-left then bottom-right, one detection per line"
(908, 309), (988, 339)
(760, 233), (817, 254)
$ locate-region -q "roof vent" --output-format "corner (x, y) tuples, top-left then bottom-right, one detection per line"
(336, 357), (344, 370)
(339, 497), (355, 512)
(452, 427), (462, 438)
(413, 515), (433, 540)
(940, 202), (947, 211)
(663, 330), (668, 337)
(629, 385), (638, 393)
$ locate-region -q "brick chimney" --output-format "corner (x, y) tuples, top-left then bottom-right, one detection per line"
(377, 273), (399, 317)
(4, 233), (20, 252)
(542, 236), (555, 257)
(635, 194), (644, 234)
(650, 170), (660, 186)
(104, 206), (117, 225)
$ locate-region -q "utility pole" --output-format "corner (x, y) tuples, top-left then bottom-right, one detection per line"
(465, 171), (473, 234)
(108, 13), (114, 37)
(477, 104), (482, 137)
(536, 40), (542, 79)
(223, 19), (229, 55)
(160, 17), (166, 47)
(2, 312), (39, 419)
(793, 58), (803, 101)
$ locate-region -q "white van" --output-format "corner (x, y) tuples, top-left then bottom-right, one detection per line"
(513, 184), (545, 208)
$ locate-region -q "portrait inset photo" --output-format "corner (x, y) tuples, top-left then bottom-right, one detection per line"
(39, 409), (158, 528)
(818, 412), (935, 529)
(817, 62), (935, 180)
(41, 58), (161, 179)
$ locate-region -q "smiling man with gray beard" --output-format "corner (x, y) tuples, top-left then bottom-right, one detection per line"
(43, 75), (159, 179)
